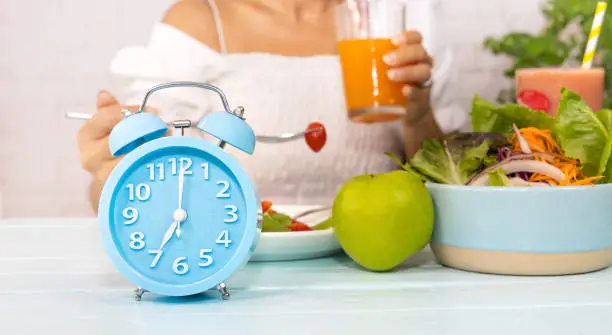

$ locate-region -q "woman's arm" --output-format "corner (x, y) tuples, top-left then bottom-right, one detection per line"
(402, 105), (443, 159)
(381, 31), (447, 158)
(401, 85), (443, 158)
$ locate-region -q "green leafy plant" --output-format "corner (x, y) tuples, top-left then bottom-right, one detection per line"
(483, 0), (612, 107)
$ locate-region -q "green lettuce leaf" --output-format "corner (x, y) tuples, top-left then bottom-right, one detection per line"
(599, 136), (612, 183)
(262, 213), (291, 232)
(408, 138), (491, 184)
(595, 109), (612, 180)
(484, 152), (499, 167)
(553, 88), (608, 177)
(312, 217), (333, 230)
(596, 109), (612, 131)
(488, 168), (510, 186)
(470, 95), (504, 132)
(470, 95), (555, 135)
(385, 152), (432, 182)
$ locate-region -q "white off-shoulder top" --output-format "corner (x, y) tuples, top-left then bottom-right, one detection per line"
(108, 19), (468, 206)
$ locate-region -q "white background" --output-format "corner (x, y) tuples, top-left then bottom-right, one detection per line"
(0, 0), (546, 218)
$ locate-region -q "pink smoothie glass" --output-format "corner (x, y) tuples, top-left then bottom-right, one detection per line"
(515, 67), (605, 116)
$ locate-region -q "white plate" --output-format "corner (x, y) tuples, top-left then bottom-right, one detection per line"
(249, 205), (343, 262)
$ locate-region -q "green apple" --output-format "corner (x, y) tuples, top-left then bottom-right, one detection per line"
(332, 170), (434, 272)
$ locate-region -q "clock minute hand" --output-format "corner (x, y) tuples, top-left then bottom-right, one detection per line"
(176, 166), (185, 238)
(178, 165), (185, 210)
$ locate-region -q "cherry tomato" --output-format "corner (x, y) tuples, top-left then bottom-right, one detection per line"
(305, 122), (327, 153)
(261, 200), (273, 213)
(517, 89), (550, 113)
(287, 221), (313, 231)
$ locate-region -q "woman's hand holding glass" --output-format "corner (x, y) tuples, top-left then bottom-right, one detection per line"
(383, 31), (434, 124)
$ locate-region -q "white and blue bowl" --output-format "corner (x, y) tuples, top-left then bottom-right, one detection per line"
(426, 183), (612, 276)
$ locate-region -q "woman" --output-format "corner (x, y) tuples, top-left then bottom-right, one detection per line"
(78, 0), (467, 212)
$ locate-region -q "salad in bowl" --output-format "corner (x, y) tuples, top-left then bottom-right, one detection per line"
(392, 87), (612, 188)
(389, 88), (612, 276)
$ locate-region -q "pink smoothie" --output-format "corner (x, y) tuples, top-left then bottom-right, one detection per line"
(515, 67), (604, 116)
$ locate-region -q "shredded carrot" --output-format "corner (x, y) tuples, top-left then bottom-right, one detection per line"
(509, 127), (602, 186)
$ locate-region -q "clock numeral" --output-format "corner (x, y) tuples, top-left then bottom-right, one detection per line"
(201, 162), (209, 180)
(169, 157), (193, 176)
(148, 249), (163, 268)
(199, 249), (213, 267)
(146, 162), (165, 181)
(126, 183), (151, 201)
(224, 205), (238, 223)
(216, 230), (232, 248)
(173, 257), (189, 275)
(180, 158), (193, 175)
(216, 180), (230, 198)
(129, 232), (145, 250)
(122, 207), (138, 225)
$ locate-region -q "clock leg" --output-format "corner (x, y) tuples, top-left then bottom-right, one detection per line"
(134, 287), (148, 301)
(216, 282), (230, 300)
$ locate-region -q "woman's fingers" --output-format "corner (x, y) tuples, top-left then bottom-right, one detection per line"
(77, 101), (135, 173)
(77, 89), (165, 180)
(383, 44), (432, 67)
(391, 30), (423, 46)
(96, 90), (119, 109)
(383, 32), (433, 85)
(387, 63), (432, 84)
(77, 105), (140, 143)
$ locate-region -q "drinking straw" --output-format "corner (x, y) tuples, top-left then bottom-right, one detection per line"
(582, 1), (608, 68)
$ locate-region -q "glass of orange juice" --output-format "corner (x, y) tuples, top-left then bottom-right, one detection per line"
(335, 0), (407, 123)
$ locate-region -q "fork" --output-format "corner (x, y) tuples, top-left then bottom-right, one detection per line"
(291, 206), (332, 221)
(65, 112), (322, 144)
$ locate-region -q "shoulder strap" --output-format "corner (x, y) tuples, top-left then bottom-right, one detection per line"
(207, 0), (228, 54)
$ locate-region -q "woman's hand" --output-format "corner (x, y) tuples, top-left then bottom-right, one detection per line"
(77, 91), (130, 183)
(77, 91), (159, 210)
(382, 30), (434, 124)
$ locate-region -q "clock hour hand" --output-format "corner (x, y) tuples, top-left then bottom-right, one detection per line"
(158, 220), (179, 251)
(147, 220), (179, 267)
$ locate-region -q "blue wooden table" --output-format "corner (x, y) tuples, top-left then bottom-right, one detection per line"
(1, 218), (611, 335)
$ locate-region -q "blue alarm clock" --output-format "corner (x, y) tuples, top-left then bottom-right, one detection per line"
(97, 82), (261, 301)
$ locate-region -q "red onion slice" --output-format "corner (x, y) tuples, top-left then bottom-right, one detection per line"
(465, 152), (558, 185)
(468, 160), (565, 186)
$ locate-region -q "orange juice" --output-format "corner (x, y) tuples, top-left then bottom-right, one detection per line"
(338, 38), (406, 123)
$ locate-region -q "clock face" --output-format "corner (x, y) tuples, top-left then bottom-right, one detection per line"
(101, 139), (258, 295)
